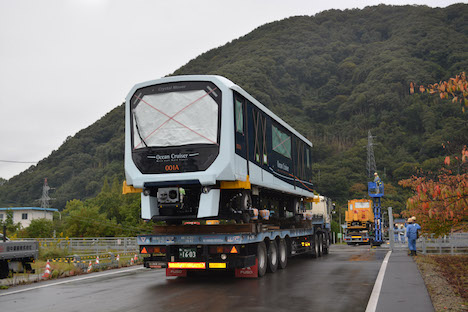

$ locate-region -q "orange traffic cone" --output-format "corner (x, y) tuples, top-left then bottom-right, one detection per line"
(42, 260), (51, 279)
(116, 254), (120, 262)
(95, 256), (100, 265)
(87, 261), (93, 273)
(130, 257), (134, 265)
(134, 254), (138, 262)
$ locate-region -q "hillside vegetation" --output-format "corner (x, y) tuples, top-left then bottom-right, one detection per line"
(0, 4), (467, 217)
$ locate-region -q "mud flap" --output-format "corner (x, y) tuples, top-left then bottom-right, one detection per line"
(235, 259), (258, 278)
(166, 268), (187, 277)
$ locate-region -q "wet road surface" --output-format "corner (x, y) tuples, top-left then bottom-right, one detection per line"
(0, 245), (387, 312)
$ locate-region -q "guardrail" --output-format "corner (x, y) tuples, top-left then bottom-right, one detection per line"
(391, 233), (468, 255)
(11, 237), (138, 255)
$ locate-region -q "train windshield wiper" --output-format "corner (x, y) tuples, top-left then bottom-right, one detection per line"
(133, 110), (148, 148)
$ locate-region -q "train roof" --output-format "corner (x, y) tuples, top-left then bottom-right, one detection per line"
(128, 75), (312, 147)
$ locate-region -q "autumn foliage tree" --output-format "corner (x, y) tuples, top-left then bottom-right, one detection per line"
(410, 72), (468, 112)
(399, 159), (468, 235)
(402, 73), (468, 235)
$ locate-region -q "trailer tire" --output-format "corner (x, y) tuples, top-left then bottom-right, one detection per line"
(313, 233), (322, 258)
(317, 234), (323, 257)
(267, 240), (278, 273)
(257, 242), (267, 277)
(322, 233), (329, 255)
(278, 238), (288, 269)
(0, 260), (9, 279)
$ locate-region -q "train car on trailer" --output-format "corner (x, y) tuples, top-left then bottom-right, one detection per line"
(124, 75), (314, 223)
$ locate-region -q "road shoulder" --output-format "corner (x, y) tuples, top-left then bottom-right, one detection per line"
(376, 250), (434, 312)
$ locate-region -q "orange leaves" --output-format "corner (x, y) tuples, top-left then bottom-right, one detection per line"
(410, 72), (467, 109)
(444, 156), (451, 166)
(399, 161), (468, 235)
(440, 82), (446, 92)
(462, 146), (468, 163)
(432, 185), (441, 199)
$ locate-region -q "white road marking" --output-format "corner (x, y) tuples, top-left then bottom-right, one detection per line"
(365, 250), (392, 312)
(0, 266), (148, 297)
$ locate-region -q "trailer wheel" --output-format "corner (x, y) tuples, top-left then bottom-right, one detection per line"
(0, 260), (9, 279)
(317, 234), (323, 257)
(313, 233), (322, 258)
(278, 238), (288, 269)
(267, 240), (278, 273)
(257, 242), (267, 277)
(322, 233), (329, 255)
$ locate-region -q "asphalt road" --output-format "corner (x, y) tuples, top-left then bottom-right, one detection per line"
(0, 245), (387, 312)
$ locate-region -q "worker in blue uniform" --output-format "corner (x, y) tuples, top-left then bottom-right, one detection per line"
(373, 172), (382, 194)
(393, 224), (399, 243)
(406, 218), (421, 256)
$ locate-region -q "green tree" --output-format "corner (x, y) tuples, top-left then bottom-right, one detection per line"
(0, 209), (21, 236)
(26, 219), (54, 238)
(62, 199), (120, 237)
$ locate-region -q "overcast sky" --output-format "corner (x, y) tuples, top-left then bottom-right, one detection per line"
(0, 0), (463, 180)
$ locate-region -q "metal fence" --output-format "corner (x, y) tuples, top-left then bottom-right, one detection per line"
(12, 237), (138, 256)
(390, 233), (468, 255)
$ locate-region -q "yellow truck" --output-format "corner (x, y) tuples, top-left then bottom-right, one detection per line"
(344, 199), (374, 245)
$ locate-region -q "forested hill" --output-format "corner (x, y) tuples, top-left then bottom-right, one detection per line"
(1, 4), (467, 213)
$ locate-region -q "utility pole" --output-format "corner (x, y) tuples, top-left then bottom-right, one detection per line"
(367, 130), (377, 178)
(388, 207), (394, 251)
(40, 178), (51, 209)
(38, 179), (54, 218)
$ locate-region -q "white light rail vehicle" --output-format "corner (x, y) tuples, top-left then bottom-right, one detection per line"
(123, 75), (333, 277)
(124, 75), (316, 223)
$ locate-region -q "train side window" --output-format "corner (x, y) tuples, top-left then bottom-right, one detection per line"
(235, 99), (244, 134)
(272, 125), (291, 159)
(306, 147), (311, 168)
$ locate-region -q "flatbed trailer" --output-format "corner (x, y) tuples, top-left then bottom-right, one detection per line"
(0, 234), (38, 278)
(138, 222), (330, 278)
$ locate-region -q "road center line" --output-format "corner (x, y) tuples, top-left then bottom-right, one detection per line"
(0, 266), (147, 297)
(365, 250), (391, 312)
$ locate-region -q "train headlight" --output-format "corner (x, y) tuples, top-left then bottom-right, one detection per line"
(143, 188), (151, 196)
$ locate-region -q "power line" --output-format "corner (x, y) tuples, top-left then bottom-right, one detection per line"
(0, 160), (37, 164)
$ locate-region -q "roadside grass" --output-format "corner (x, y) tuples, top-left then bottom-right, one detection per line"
(415, 254), (467, 311)
(39, 246), (70, 261)
(32, 253), (144, 278)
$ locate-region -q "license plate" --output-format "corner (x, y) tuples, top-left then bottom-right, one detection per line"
(179, 247), (197, 259)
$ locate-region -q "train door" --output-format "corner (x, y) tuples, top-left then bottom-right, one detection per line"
(234, 94), (248, 179)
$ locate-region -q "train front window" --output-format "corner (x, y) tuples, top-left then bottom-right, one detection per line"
(131, 83), (220, 149)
